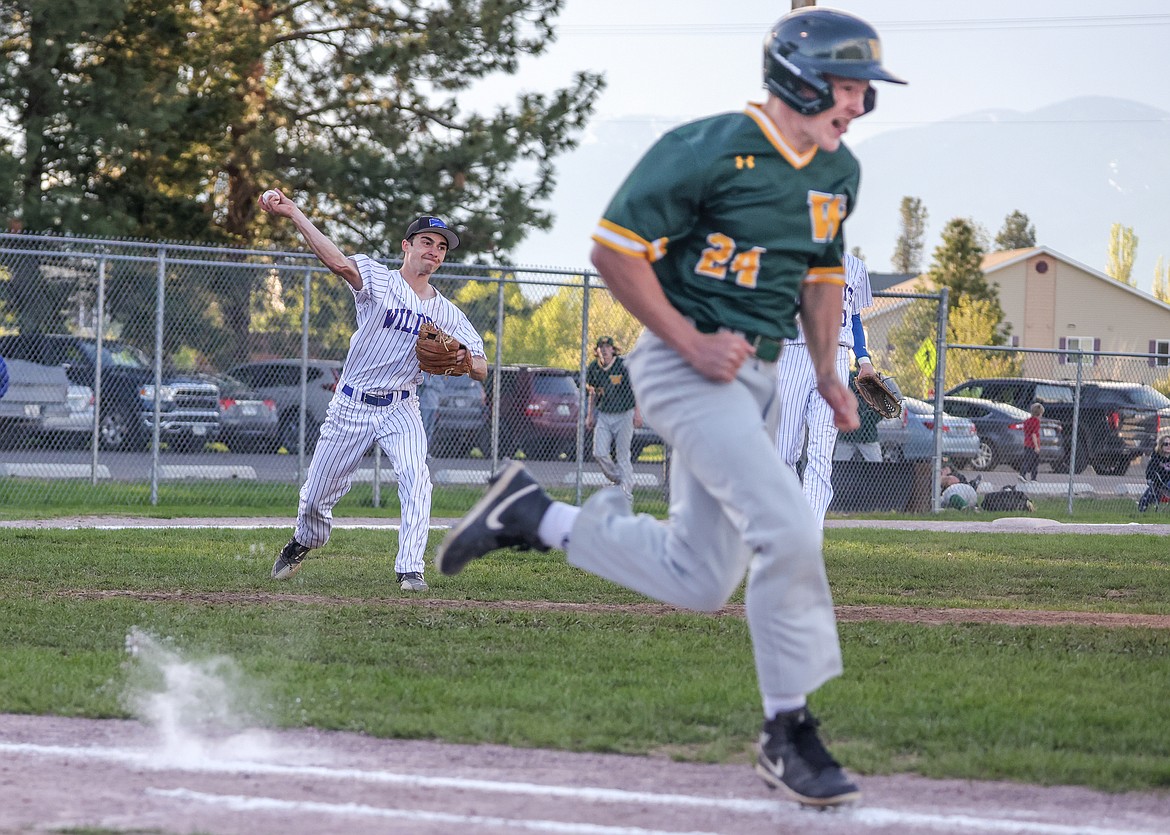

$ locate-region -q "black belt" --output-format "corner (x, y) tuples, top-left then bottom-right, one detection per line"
(341, 384), (410, 407)
(693, 322), (783, 363)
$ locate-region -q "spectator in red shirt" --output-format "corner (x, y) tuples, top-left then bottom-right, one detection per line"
(1019, 402), (1044, 481)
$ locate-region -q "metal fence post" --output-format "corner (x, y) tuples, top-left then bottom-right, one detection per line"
(149, 247), (166, 505)
(1068, 353), (1085, 515)
(298, 270), (311, 484)
(575, 273), (591, 506)
(931, 288), (949, 512)
(372, 445), (382, 508)
(489, 276), (505, 472)
(91, 257), (106, 485)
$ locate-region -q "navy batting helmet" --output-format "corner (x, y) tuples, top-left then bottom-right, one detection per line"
(763, 7), (905, 117)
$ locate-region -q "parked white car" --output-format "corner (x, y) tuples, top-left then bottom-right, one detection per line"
(38, 384), (96, 446)
(877, 397), (982, 467)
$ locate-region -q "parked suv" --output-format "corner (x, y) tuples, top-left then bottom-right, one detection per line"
(480, 365), (580, 460)
(942, 396), (1062, 472)
(429, 374), (488, 457)
(0, 358), (70, 446)
(0, 334), (219, 450)
(945, 377), (1170, 475)
(227, 359), (342, 453)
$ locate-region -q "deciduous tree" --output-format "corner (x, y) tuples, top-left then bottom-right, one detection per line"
(1154, 256), (1170, 303)
(1106, 223), (1138, 286)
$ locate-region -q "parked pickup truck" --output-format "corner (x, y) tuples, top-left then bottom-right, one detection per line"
(945, 377), (1170, 476)
(0, 334), (220, 451)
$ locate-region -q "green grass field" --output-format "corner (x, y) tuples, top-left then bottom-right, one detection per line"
(0, 475), (1161, 524)
(1, 524), (1168, 793)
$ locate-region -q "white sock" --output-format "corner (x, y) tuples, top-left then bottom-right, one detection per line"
(536, 501), (579, 551)
(763, 694), (807, 719)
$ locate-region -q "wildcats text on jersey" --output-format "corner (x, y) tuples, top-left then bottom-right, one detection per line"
(382, 308), (431, 334)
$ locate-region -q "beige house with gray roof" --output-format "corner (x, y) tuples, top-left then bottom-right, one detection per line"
(864, 247), (1170, 383)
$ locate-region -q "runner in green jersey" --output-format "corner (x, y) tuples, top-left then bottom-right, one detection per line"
(436, 6), (904, 808)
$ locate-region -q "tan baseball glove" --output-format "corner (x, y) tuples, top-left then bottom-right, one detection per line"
(416, 322), (473, 376)
(855, 371), (903, 420)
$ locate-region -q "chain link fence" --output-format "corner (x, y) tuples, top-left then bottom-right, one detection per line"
(0, 232), (670, 514)
(2, 232), (1168, 520)
(938, 345), (1170, 517)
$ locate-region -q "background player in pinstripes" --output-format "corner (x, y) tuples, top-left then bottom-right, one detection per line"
(775, 253), (876, 529)
(259, 189), (486, 591)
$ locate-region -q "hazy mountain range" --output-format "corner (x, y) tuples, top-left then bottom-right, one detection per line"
(847, 96), (1170, 290)
(514, 96), (1170, 294)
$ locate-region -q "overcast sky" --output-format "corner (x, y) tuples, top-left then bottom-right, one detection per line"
(467, 0), (1170, 285)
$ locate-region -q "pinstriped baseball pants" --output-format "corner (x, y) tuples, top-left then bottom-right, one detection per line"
(295, 392), (432, 575)
(775, 343), (851, 529)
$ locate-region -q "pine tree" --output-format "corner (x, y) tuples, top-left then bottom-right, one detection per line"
(891, 196), (928, 274)
(4, 0), (604, 250)
(994, 210), (1037, 250)
(929, 219), (992, 301)
(0, 0), (604, 364)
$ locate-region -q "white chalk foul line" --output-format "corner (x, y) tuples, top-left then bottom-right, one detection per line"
(0, 741), (771, 814)
(145, 786), (720, 835)
(2, 741), (1163, 835)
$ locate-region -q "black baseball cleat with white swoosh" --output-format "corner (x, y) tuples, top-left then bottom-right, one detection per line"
(435, 460), (552, 576)
(755, 708), (861, 808)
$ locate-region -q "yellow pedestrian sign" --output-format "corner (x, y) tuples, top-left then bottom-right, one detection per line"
(914, 338), (936, 378)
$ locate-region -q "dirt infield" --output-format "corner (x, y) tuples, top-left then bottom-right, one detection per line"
(3, 516), (1169, 833)
(59, 589), (1170, 630)
(3, 712), (1170, 835)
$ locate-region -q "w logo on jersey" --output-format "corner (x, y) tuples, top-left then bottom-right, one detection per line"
(807, 191), (847, 243)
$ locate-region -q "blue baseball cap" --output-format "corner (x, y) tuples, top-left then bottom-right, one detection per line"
(405, 215), (459, 250)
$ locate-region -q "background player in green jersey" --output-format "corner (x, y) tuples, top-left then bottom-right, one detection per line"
(437, 7), (904, 808)
(586, 335), (641, 503)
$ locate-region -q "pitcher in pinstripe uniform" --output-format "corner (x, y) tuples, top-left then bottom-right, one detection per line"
(260, 190), (486, 591)
(775, 253), (876, 529)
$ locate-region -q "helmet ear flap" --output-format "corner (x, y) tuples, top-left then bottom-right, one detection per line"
(763, 62), (834, 116)
(863, 86), (876, 114)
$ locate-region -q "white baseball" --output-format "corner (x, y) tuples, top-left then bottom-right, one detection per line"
(261, 189), (280, 208)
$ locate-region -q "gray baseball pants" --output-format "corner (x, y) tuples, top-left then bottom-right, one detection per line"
(566, 330), (843, 699)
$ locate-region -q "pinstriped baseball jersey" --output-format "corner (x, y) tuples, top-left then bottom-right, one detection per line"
(789, 253), (873, 347)
(344, 255), (485, 393)
(592, 102), (859, 341)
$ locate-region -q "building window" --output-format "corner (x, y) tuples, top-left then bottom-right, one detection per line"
(1153, 340), (1170, 368)
(1059, 336), (1098, 366)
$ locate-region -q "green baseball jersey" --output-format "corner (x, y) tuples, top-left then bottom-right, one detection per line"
(586, 355), (637, 413)
(593, 103), (859, 341)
